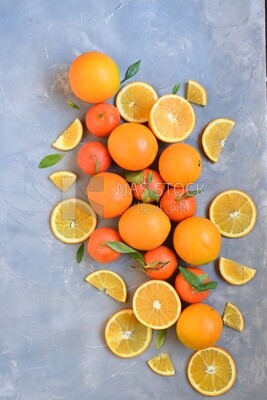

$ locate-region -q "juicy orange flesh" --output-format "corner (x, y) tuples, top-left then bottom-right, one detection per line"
(211, 193), (254, 234)
(220, 259), (256, 284)
(55, 202), (95, 239)
(86, 272), (126, 302)
(153, 98), (194, 139)
(119, 84), (157, 120)
(148, 353), (175, 375)
(134, 282), (179, 327)
(187, 82), (206, 105)
(223, 303), (244, 330)
(107, 312), (150, 354)
(189, 349), (234, 392)
(204, 121), (234, 160)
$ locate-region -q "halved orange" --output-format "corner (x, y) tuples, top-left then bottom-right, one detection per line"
(116, 81), (158, 123)
(188, 346), (236, 396)
(132, 280), (181, 329)
(149, 94), (195, 142)
(105, 309), (152, 358)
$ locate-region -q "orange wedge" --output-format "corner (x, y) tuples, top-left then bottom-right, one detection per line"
(132, 280), (181, 329)
(52, 118), (83, 150)
(147, 353), (175, 376)
(222, 302), (244, 331)
(116, 81), (158, 123)
(49, 170), (77, 192)
(149, 94), (195, 142)
(186, 80), (207, 106)
(85, 270), (127, 302)
(219, 257), (256, 285)
(202, 118), (235, 162)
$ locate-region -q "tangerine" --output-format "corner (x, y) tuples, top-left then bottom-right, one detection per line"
(108, 123), (158, 171)
(144, 245), (178, 280)
(176, 303), (223, 350)
(173, 216), (221, 265)
(118, 203), (171, 250)
(159, 143), (202, 186)
(69, 51), (120, 103)
(87, 227), (122, 264)
(87, 172), (133, 218)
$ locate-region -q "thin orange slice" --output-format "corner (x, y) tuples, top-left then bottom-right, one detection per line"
(132, 280), (181, 329)
(149, 94), (195, 142)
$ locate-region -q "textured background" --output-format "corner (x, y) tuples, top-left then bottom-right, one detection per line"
(0, 0), (266, 399)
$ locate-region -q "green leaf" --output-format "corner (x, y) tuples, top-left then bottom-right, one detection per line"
(147, 170), (153, 184)
(196, 281), (218, 292)
(121, 60), (141, 83)
(105, 241), (145, 266)
(179, 266), (217, 292)
(180, 189), (202, 199)
(198, 274), (208, 284)
(146, 189), (160, 202)
(76, 243), (85, 263)
(124, 170), (144, 184)
(155, 329), (167, 350)
(144, 261), (169, 271)
(67, 100), (80, 110)
(179, 266), (201, 288)
(38, 154), (64, 168)
(172, 82), (181, 94)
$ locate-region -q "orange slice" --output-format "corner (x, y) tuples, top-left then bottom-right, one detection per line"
(219, 257), (256, 285)
(149, 94), (195, 142)
(209, 190), (257, 238)
(202, 118), (235, 162)
(105, 309), (152, 358)
(186, 80), (207, 106)
(132, 280), (181, 329)
(116, 81), (158, 123)
(52, 118), (83, 150)
(85, 270), (127, 302)
(188, 346), (236, 396)
(49, 170), (77, 192)
(147, 353), (175, 376)
(222, 302), (244, 331)
(50, 198), (97, 244)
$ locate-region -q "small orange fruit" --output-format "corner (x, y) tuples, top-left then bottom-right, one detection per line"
(118, 203), (171, 250)
(87, 172), (133, 218)
(159, 143), (202, 186)
(176, 303), (223, 350)
(173, 216), (221, 265)
(108, 123), (158, 171)
(69, 51), (120, 103)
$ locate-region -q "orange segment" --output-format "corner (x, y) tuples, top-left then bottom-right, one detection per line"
(132, 280), (181, 329)
(147, 353), (175, 376)
(219, 257), (256, 285)
(186, 80), (207, 106)
(116, 81), (158, 123)
(202, 118), (235, 162)
(149, 94), (195, 142)
(49, 170), (77, 192)
(52, 118), (83, 151)
(222, 302), (244, 331)
(105, 309), (152, 358)
(188, 347), (236, 396)
(85, 270), (127, 302)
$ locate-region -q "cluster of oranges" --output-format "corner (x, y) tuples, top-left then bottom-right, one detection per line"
(45, 51), (257, 396)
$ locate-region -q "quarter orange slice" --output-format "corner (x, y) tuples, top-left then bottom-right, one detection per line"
(132, 280), (181, 329)
(202, 118), (235, 162)
(52, 118), (83, 150)
(219, 257), (256, 285)
(149, 94), (195, 142)
(49, 170), (77, 191)
(85, 270), (127, 302)
(147, 353), (175, 376)
(222, 302), (244, 331)
(186, 80), (207, 106)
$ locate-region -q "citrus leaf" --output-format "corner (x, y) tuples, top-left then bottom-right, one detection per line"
(76, 243), (85, 263)
(179, 266), (201, 287)
(172, 82), (181, 94)
(196, 281), (218, 292)
(180, 189), (202, 199)
(147, 170), (153, 184)
(38, 154), (64, 168)
(146, 189), (160, 202)
(67, 100), (80, 110)
(198, 274), (208, 284)
(155, 329), (167, 350)
(144, 261), (169, 271)
(121, 60), (141, 83)
(105, 241), (145, 266)
(124, 170), (144, 184)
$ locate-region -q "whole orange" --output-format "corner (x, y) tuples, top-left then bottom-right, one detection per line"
(159, 143), (202, 186)
(173, 216), (221, 265)
(118, 203), (171, 250)
(87, 172), (133, 218)
(108, 123), (158, 171)
(69, 51), (120, 103)
(176, 303), (223, 350)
